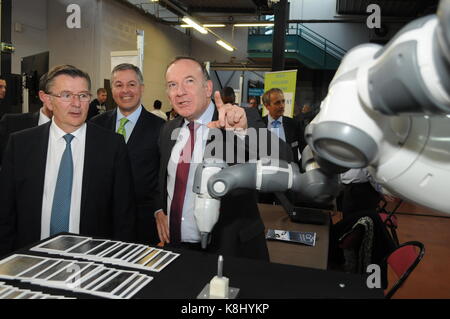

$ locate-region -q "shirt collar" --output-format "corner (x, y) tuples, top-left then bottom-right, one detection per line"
(117, 105), (142, 124)
(268, 114), (283, 125)
(183, 101), (215, 127)
(39, 108), (51, 124)
(50, 120), (86, 141)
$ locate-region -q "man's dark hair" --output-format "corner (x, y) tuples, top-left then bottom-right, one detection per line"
(262, 88), (283, 106)
(153, 99), (162, 109)
(39, 72), (48, 91)
(97, 88), (107, 94)
(43, 65), (91, 93)
(112, 63), (144, 84)
(166, 56), (210, 82)
(220, 87), (235, 104)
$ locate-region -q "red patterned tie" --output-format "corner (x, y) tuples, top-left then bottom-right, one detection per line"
(170, 122), (196, 243)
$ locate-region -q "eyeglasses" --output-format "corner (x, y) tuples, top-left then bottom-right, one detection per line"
(48, 92), (92, 102)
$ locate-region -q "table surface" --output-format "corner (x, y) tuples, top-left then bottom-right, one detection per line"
(0, 233), (383, 299)
(258, 203), (330, 270)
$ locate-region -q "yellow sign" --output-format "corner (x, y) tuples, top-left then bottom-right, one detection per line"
(263, 70), (298, 118)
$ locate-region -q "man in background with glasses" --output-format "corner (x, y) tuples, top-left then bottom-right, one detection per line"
(0, 64), (136, 257)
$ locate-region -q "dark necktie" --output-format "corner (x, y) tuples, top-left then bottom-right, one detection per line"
(50, 134), (74, 235)
(170, 122), (197, 243)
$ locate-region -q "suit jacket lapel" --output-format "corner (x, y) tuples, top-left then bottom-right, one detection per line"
(106, 110), (117, 131)
(127, 108), (146, 147)
(160, 116), (184, 208)
(283, 116), (294, 144)
(80, 124), (93, 228)
(262, 116), (268, 127)
(163, 116), (184, 163)
(31, 123), (51, 236)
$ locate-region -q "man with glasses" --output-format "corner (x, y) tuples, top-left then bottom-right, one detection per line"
(0, 65), (136, 257)
(91, 63), (164, 245)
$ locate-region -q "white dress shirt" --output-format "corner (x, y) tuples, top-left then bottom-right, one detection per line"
(41, 122), (86, 239)
(115, 105), (142, 143)
(340, 168), (383, 193)
(267, 114), (286, 142)
(166, 102), (215, 243)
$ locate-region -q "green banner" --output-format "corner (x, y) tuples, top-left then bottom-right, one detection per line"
(263, 70), (298, 118)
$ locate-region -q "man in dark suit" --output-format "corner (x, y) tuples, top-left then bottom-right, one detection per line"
(155, 57), (292, 260)
(0, 65), (136, 257)
(0, 75), (53, 164)
(91, 63), (165, 245)
(262, 88), (303, 164)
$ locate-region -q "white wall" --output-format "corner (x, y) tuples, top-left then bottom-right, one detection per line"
(11, 0), (49, 75)
(12, 0), (190, 112)
(47, 0), (101, 86)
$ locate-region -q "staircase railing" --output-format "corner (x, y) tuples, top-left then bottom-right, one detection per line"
(249, 23), (346, 61)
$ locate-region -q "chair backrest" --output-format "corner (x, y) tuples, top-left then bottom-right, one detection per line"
(384, 241), (425, 298)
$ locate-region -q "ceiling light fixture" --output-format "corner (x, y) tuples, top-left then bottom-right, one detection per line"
(182, 17), (208, 34)
(204, 24), (226, 28)
(181, 24), (226, 28)
(216, 40), (234, 52)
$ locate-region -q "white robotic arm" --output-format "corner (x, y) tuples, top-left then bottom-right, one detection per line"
(193, 0), (450, 249)
(306, 0), (450, 214)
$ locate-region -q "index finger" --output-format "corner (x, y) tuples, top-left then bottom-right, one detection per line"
(214, 91), (224, 109)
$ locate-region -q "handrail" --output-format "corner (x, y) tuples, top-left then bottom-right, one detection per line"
(249, 23), (346, 60)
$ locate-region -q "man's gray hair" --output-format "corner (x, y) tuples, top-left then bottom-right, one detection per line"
(262, 88), (283, 106)
(112, 63), (144, 84)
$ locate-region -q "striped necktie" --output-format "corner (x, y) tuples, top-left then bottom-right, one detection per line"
(117, 117), (129, 140)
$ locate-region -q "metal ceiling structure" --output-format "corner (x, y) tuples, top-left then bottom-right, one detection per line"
(336, 0), (439, 18)
(125, 0), (273, 25)
(125, 0), (439, 26)
(121, 0), (441, 69)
